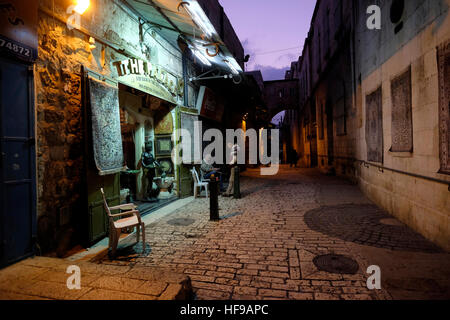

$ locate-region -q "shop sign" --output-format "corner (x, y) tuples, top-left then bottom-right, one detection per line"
(196, 86), (225, 122)
(0, 0), (38, 62)
(112, 58), (184, 105)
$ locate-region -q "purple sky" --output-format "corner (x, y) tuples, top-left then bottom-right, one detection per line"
(219, 0), (317, 81)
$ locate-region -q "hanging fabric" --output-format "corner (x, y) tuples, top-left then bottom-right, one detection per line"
(88, 76), (126, 175)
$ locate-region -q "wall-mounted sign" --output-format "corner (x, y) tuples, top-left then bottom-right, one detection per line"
(0, 0), (38, 62)
(196, 86), (225, 122)
(112, 58), (184, 105)
(0, 34), (35, 61)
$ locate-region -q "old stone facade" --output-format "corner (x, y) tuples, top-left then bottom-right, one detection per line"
(30, 0), (252, 255)
(264, 80), (299, 121)
(35, 0), (184, 253)
(281, 0), (450, 250)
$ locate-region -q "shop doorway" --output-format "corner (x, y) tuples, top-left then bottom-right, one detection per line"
(118, 85), (178, 215)
(0, 57), (36, 267)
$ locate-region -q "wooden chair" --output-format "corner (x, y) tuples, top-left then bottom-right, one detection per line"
(191, 168), (209, 198)
(100, 188), (145, 257)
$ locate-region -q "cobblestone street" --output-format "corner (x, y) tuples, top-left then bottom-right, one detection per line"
(2, 0), (450, 308)
(99, 165), (450, 300)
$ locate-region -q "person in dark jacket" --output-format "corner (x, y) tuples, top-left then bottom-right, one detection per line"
(201, 154), (224, 191)
(289, 148), (298, 168)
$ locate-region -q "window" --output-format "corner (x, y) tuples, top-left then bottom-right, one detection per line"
(390, 0), (405, 24)
(336, 0), (343, 31)
(317, 30), (322, 72)
(336, 97), (347, 136)
(391, 0), (405, 33)
(318, 102), (325, 140)
(325, 8), (330, 55)
(336, 81), (347, 136)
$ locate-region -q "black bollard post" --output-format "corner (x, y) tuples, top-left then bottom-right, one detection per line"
(209, 174), (219, 221)
(233, 166), (241, 199)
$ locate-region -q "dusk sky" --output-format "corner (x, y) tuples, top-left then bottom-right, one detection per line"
(219, 0), (317, 81)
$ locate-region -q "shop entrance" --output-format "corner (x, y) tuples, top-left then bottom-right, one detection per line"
(0, 57), (36, 267)
(118, 85), (178, 215)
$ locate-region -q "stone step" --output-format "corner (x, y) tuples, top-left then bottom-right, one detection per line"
(0, 256), (192, 300)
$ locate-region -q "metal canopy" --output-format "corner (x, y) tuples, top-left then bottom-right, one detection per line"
(125, 0), (242, 75)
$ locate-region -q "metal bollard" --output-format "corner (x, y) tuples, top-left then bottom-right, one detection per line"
(233, 166), (241, 199)
(209, 174), (219, 221)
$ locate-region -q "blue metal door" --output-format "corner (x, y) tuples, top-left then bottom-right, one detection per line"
(0, 57), (36, 267)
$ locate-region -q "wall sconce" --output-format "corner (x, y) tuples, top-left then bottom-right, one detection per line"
(74, 0), (90, 15)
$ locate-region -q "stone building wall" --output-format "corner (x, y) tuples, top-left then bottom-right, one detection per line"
(285, 0), (450, 250)
(35, 0), (183, 254)
(263, 80), (299, 120)
(297, 41), (312, 168)
(313, 44), (358, 179)
(354, 0), (450, 250)
(286, 0), (356, 173)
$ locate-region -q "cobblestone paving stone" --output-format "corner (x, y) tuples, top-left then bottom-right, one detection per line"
(105, 166), (449, 300)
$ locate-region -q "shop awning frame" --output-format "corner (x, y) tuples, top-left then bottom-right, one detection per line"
(123, 0), (244, 76)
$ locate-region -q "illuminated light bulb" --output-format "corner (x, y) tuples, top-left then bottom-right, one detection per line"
(192, 48), (212, 66)
(74, 0), (90, 15)
(223, 59), (239, 75)
(182, 1), (216, 38)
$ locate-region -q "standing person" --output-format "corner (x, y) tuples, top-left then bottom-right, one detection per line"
(290, 148), (298, 168)
(223, 142), (240, 197)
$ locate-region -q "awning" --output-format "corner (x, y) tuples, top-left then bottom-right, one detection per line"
(124, 0), (243, 75)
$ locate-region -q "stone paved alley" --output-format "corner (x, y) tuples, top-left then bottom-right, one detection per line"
(100, 166), (450, 300)
(1, 166), (449, 300)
